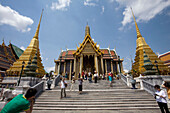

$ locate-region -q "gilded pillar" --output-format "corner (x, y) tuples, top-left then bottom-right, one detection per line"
(101, 56), (104, 74)
(55, 63), (58, 74)
(116, 62), (119, 74)
(58, 62), (61, 75)
(64, 62), (66, 75)
(69, 60), (72, 80)
(121, 62), (123, 73)
(105, 59), (107, 74)
(95, 54), (99, 73)
(111, 60), (113, 73)
(80, 54), (83, 77)
(74, 57), (76, 78)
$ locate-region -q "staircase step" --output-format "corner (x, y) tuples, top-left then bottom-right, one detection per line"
(33, 107), (160, 110)
(35, 101), (156, 105)
(33, 79), (158, 112)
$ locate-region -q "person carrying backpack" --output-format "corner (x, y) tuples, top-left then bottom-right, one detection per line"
(60, 78), (67, 99)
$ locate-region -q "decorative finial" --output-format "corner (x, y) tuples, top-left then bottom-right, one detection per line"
(130, 7), (142, 38)
(33, 9), (44, 39)
(85, 23), (90, 36)
(2, 38), (5, 46)
(76, 44), (78, 49)
(9, 40), (11, 44)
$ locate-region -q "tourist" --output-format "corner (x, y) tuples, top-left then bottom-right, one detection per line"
(1, 88), (37, 113)
(70, 77), (75, 91)
(85, 71), (88, 80)
(71, 72), (75, 80)
(131, 78), (136, 89)
(47, 77), (52, 90)
(108, 72), (113, 87)
(65, 71), (68, 80)
(94, 71), (98, 83)
(60, 78), (67, 99)
(78, 72), (81, 78)
(81, 71), (84, 79)
(154, 85), (169, 113)
(88, 72), (92, 83)
(116, 74), (119, 80)
(102, 74), (105, 80)
(78, 78), (83, 94)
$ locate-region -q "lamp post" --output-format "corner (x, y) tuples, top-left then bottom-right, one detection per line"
(155, 60), (160, 75)
(17, 61), (25, 86)
(118, 56), (121, 74)
(59, 56), (62, 75)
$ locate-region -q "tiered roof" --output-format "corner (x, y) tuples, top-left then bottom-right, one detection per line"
(55, 24), (123, 62)
(0, 41), (23, 71)
(55, 48), (120, 62)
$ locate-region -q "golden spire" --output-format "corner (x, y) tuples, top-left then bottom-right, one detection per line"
(33, 9), (44, 39)
(131, 7), (142, 38)
(85, 22), (90, 36)
(2, 38), (5, 46)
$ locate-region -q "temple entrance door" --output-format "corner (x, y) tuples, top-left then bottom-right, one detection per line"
(83, 55), (94, 74)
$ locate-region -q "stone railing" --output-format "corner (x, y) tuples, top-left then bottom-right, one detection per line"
(121, 74), (127, 84)
(142, 80), (155, 95)
(121, 74), (133, 87)
(31, 81), (44, 98)
(53, 75), (60, 87)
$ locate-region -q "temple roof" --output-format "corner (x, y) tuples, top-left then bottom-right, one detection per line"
(55, 24), (123, 63)
(74, 25), (103, 56)
(0, 42), (20, 71)
(55, 48), (122, 62)
(10, 44), (24, 58)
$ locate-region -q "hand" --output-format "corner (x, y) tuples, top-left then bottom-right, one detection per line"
(155, 94), (158, 96)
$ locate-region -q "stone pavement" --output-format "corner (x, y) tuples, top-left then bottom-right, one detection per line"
(33, 79), (162, 113)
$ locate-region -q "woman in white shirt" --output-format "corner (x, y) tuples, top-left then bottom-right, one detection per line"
(154, 85), (169, 113)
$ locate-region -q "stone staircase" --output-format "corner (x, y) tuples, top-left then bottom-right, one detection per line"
(33, 79), (160, 113)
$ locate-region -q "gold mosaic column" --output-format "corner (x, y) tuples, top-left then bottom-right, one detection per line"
(69, 60), (72, 80)
(95, 54), (99, 73)
(105, 59), (107, 74)
(64, 62), (66, 75)
(101, 56), (104, 74)
(55, 63), (58, 75)
(58, 62), (61, 75)
(116, 62), (119, 74)
(121, 62), (123, 73)
(111, 61), (113, 73)
(80, 54), (83, 77)
(74, 57), (76, 78)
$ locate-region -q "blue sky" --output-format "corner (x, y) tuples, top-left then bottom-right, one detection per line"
(0, 0), (170, 72)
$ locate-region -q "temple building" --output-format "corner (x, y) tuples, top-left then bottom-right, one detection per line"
(159, 51), (170, 68)
(54, 24), (123, 80)
(0, 40), (24, 72)
(131, 8), (169, 76)
(7, 10), (45, 77)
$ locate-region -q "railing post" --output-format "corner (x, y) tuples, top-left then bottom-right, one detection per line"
(139, 75), (144, 90)
(126, 74), (131, 87)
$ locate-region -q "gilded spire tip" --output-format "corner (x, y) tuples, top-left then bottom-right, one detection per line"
(130, 7), (142, 38)
(85, 23), (90, 36)
(34, 9), (44, 39)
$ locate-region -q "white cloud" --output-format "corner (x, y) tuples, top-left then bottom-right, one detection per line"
(84, 0), (97, 6)
(115, 0), (170, 27)
(101, 6), (104, 14)
(20, 46), (25, 50)
(51, 0), (71, 11)
(0, 4), (33, 32)
(46, 66), (55, 73)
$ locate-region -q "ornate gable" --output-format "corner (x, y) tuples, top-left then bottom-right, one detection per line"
(73, 34), (103, 56)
